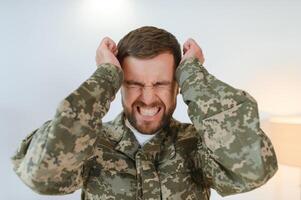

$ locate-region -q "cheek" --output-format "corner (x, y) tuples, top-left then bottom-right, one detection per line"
(121, 89), (138, 107)
(158, 91), (177, 107)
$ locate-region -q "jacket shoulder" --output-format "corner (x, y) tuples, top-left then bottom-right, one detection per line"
(99, 120), (124, 143)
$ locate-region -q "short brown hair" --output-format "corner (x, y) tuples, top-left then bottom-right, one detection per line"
(117, 26), (181, 68)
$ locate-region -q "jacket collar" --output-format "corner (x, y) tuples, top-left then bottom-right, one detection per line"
(108, 112), (140, 160)
(109, 112), (176, 162)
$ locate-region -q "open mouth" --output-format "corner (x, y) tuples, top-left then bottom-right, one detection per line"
(136, 106), (162, 121)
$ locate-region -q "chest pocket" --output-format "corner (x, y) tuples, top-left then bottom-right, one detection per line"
(158, 137), (204, 200)
(83, 139), (137, 200)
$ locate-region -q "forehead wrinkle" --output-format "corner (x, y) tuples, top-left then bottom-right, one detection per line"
(125, 68), (174, 83)
(124, 78), (173, 85)
(123, 53), (175, 84)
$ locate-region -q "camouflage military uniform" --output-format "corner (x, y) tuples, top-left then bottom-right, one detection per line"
(11, 57), (278, 199)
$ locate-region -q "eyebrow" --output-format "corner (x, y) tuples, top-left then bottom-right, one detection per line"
(124, 80), (144, 86)
(124, 80), (172, 85)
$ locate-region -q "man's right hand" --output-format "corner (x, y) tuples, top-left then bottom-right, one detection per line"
(95, 37), (121, 68)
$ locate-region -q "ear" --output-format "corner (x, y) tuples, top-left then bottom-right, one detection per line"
(174, 82), (179, 95)
(120, 86), (123, 92)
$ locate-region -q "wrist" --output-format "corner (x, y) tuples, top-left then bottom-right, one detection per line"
(176, 57), (205, 87)
(94, 63), (124, 93)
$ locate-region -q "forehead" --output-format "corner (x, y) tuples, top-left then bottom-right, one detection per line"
(122, 53), (175, 82)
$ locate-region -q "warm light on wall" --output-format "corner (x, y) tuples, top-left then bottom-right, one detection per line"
(262, 116), (301, 168)
(246, 65), (301, 116)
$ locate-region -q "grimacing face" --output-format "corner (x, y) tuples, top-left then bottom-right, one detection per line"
(121, 52), (179, 135)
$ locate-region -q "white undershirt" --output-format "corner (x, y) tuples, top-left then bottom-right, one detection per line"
(125, 119), (158, 146)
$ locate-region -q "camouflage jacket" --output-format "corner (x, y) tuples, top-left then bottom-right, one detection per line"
(11, 57), (278, 199)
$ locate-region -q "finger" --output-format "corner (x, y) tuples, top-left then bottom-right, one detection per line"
(188, 38), (202, 50)
(113, 49), (118, 56)
(183, 41), (191, 54)
(111, 43), (117, 51)
(108, 41), (117, 52)
(104, 39), (112, 49)
(102, 36), (113, 43)
(101, 37), (110, 46)
(108, 42), (114, 50)
(102, 37), (114, 48)
(97, 37), (108, 51)
(184, 38), (193, 48)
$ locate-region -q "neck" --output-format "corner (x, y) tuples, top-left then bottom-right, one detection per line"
(124, 118), (159, 146)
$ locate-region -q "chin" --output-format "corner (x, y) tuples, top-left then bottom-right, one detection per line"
(135, 123), (163, 135)
(132, 113), (163, 134)
(123, 101), (175, 135)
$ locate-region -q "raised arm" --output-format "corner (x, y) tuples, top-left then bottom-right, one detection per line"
(11, 37), (123, 195)
(176, 38), (278, 196)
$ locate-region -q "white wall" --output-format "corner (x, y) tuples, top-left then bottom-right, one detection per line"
(1, 0), (300, 199)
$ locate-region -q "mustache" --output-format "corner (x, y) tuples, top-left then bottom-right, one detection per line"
(133, 100), (164, 108)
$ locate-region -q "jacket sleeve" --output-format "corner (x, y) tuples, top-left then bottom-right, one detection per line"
(175, 57), (278, 196)
(11, 63), (123, 195)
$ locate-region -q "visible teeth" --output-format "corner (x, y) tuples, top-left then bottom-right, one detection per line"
(139, 107), (159, 116)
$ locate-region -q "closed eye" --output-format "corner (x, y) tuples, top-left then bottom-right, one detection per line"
(124, 80), (173, 89)
(124, 80), (144, 88)
(154, 81), (172, 88)
(154, 82), (170, 86)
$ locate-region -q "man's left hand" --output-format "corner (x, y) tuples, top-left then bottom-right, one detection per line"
(180, 38), (205, 65)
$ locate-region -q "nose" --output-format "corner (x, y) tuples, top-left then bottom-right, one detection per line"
(139, 86), (157, 105)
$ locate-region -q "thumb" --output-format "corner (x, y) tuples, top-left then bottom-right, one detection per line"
(183, 41), (191, 54)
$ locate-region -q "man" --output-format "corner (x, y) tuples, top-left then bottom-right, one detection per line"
(12, 26), (278, 199)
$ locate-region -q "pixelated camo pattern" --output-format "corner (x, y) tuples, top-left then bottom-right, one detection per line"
(12, 58), (277, 199)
